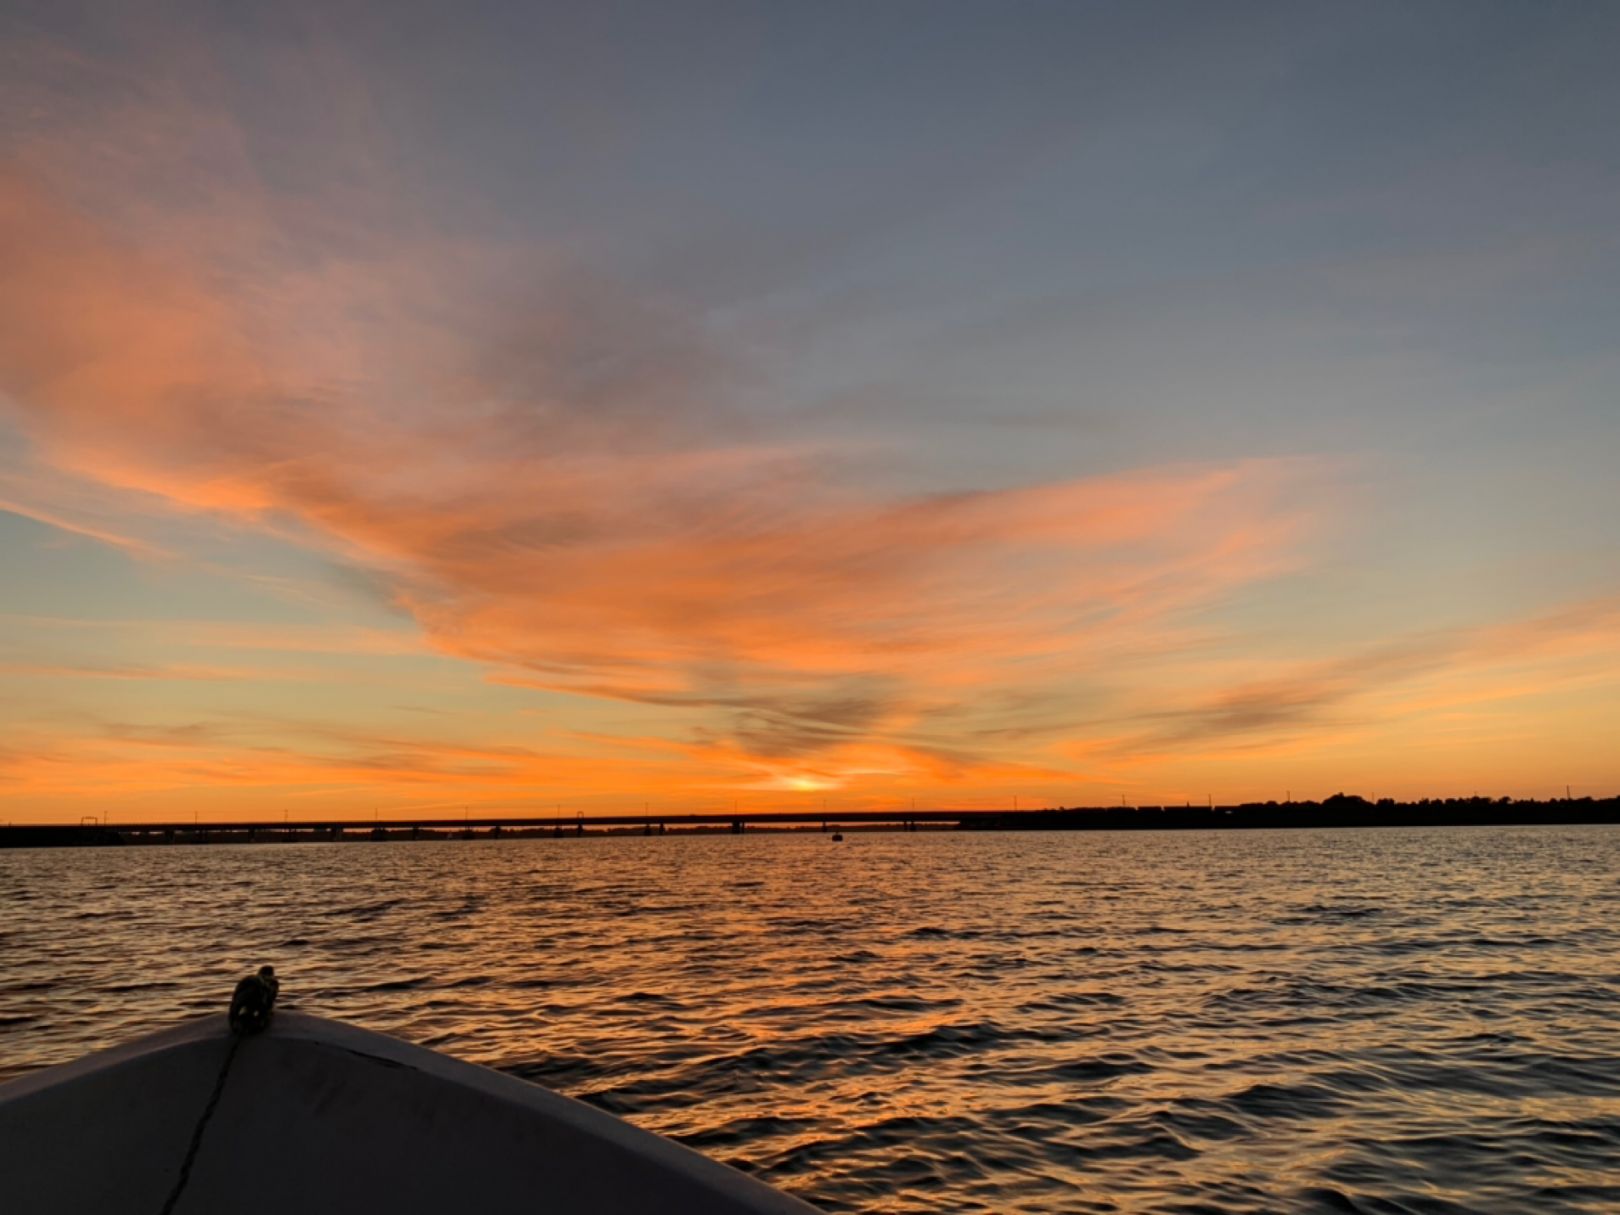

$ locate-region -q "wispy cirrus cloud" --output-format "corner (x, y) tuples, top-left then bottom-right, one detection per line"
(0, 156), (1329, 794)
(1105, 596), (1620, 757)
(0, 16), (1360, 811)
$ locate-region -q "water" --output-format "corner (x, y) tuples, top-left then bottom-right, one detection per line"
(3, 827), (1618, 1213)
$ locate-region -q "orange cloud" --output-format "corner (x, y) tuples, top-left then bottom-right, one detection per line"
(1095, 596), (1620, 759)
(0, 164), (1331, 806)
(14, 141), (1613, 817)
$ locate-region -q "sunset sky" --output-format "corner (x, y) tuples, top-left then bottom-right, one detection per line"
(2, 2), (1617, 822)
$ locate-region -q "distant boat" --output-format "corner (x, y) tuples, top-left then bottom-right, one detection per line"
(831, 832), (844, 842)
(0, 1010), (819, 1214)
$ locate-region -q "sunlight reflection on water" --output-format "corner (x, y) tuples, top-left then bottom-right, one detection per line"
(3, 827), (1618, 1213)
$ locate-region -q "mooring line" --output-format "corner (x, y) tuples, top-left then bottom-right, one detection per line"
(157, 1032), (242, 1215)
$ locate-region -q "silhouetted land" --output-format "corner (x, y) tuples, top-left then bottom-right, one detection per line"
(1, 794), (1616, 847)
(959, 793), (1620, 831)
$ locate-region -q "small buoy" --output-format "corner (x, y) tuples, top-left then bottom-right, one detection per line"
(831, 832), (844, 842)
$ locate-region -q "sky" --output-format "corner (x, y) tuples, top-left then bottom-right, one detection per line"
(1, 1), (1617, 822)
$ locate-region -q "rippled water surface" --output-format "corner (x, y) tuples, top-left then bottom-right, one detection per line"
(3, 827), (1618, 1213)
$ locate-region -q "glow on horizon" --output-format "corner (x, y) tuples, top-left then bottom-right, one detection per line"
(1, 4), (1618, 823)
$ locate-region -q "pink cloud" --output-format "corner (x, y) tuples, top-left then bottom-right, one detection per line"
(1102, 596), (1620, 757)
(0, 164), (1331, 781)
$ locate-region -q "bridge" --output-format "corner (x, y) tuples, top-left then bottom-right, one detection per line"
(6, 797), (1615, 847)
(0, 807), (1051, 846)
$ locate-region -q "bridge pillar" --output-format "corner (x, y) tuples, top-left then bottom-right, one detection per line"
(731, 819), (743, 834)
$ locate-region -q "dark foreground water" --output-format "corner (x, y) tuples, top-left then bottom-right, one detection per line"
(2, 827), (1618, 1213)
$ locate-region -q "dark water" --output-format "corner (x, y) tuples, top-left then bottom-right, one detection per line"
(3, 828), (1618, 1213)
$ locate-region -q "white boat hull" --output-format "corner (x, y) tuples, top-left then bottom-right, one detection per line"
(0, 1012), (820, 1214)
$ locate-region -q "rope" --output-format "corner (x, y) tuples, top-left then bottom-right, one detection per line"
(157, 1031), (242, 1215)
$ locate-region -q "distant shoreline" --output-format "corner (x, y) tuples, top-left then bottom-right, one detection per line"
(2, 795), (1616, 848)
